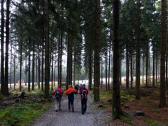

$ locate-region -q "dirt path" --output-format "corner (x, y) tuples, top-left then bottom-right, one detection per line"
(32, 95), (109, 126)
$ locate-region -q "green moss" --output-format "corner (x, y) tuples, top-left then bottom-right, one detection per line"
(0, 102), (51, 126)
(145, 119), (166, 126)
(121, 90), (135, 105)
(120, 113), (133, 125)
(100, 91), (112, 100)
(100, 90), (135, 108)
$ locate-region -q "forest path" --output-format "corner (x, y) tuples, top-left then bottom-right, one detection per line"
(32, 94), (109, 126)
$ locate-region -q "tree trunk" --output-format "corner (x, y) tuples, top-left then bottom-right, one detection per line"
(4, 0), (10, 96)
(44, 0), (50, 97)
(119, 58), (122, 85)
(152, 50), (155, 87)
(14, 55), (16, 90)
(66, 33), (73, 89)
(88, 50), (93, 90)
(166, 55), (168, 89)
(100, 63), (103, 88)
(32, 45), (35, 90)
(38, 52), (41, 89)
(1, 0), (5, 95)
(73, 56), (76, 86)
(58, 32), (63, 86)
(51, 55), (54, 90)
(146, 46), (149, 87)
(93, 0), (101, 102)
(108, 48), (111, 90)
(156, 53), (158, 85)
(25, 59), (27, 86)
(105, 52), (108, 90)
(73, 59), (76, 85)
(10, 45), (12, 88)
(130, 55), (133, 88)
(19, 42), (22, 91)
(53, 60), (56, 87)
(142, 54), (145, 86)
(36, 56), (38, 86)
(126, 46), (129, 89)
(41, 47), (44, 91)
(159, 0), (167, 107)
(28, 49), (31, 92)
(112, 0), (121, 119)
(135, 0), (141, 100)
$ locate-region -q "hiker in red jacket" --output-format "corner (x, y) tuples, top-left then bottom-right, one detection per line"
(52, 85), (63, 112)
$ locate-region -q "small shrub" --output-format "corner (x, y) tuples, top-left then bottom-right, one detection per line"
(120, 113), (133, 125)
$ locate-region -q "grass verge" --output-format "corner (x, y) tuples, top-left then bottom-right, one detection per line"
(0, 98), (52, 126)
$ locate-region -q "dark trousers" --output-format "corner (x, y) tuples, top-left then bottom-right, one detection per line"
(56, 96), (62, 111)
(68, 94), (74, 112)
(81, 98), (87, 114)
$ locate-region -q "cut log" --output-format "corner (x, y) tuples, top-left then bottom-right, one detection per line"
(134, 111), (145, 116)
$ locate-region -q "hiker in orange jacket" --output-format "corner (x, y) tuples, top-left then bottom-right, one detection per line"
(66, 85), (77, 112)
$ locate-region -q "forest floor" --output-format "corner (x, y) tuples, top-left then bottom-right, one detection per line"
(0, 91), (52, 126)
(99, 87), (168, 126)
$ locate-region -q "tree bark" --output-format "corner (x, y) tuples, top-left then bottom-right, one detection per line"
(156, 53), (158, 85)
(126, 46), (129, 89)
(105, 52), (108, 90)
(142, 54), (145, 86)
(19, 42), (22, 91)
(14, 55), (16, 90)
(88, 50), (93, 90)
(38, 52), (41, 89)
(73, 55), (76, 85)
(146, 46), (149, 87)
(4, 0), (10, 96)
(44, 0), (50, 97)
(108, 48), (111, 90)
(135, 0), (141, 100)
(9, 46), (12, 89)
(51, 55), (54, 90)
(93, 0), (101, 102)
(130, 55), (133, 88)
(66, 33), (73, 88)
(58, 32), (63, 86)
(152, 49), (155, 87)
(112, 0), (122, 119)
(1, 0), (5, 95)
(41, 47), (44, 91)
(28, 48), (31, 92)
(166, 55), (168, 89)
(159, 0), (167, 107)
(32, 45), (35, 90)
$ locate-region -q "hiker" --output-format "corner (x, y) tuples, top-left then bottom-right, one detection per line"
(52, 85), (63, 112)
(66, 85), (77, 112)
(80, 84), (88, 114)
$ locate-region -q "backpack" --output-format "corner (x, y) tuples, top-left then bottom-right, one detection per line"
(55, 90), (60, 99)
(81, 89), (87, 100)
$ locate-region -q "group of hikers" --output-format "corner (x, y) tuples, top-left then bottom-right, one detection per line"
(52, 84), (89, 115)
